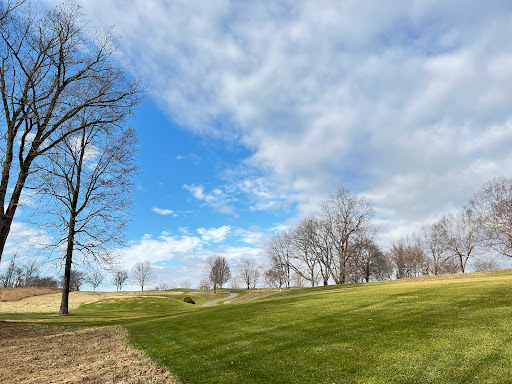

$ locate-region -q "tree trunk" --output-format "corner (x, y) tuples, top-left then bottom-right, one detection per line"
(0, 164), (31, 261)
(59, 221), (75, 315)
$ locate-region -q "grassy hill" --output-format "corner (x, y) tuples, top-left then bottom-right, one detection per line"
(2, 272), (512, 383)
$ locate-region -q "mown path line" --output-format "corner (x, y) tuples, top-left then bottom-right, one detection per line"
(202, 292), (238, 306)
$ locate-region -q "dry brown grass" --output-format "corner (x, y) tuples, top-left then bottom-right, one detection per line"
(0, 321), (177, 384)
(0, 290), (187, 314)
(399, 269), (512, 283)
(0, 287), (61, 302)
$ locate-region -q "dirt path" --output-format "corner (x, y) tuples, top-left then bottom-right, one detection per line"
(202, 292), (238, 306)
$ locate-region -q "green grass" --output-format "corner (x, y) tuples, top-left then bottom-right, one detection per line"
(2, 274), (512, 383)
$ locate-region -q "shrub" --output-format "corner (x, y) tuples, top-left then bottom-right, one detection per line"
(183, 297), (195, 304)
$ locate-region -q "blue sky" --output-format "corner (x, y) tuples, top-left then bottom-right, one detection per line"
(5, 0), (512, 288)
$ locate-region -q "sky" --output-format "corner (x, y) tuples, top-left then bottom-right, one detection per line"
(4, 0), (512, 289)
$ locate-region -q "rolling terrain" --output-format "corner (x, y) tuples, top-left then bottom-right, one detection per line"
(1, 272), (512, 383)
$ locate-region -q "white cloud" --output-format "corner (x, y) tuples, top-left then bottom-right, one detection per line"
(151, 207), (178, 216)
(183, 184), (236, 215)
(116, 228), (264, 289)
(59, 0), (512, 246)
(197, 226), (231, 243)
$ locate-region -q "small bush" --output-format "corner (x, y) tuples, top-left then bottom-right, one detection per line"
(183, 297), (195, 304)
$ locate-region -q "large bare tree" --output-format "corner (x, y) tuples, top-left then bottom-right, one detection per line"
(470, 177), (512, 258)
(0, 1), (142, 263)
(322, 187), (374, 284)
(36, 121), (137, 314)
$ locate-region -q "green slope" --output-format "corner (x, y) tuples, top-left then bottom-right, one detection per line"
(3, 273), (512, 383)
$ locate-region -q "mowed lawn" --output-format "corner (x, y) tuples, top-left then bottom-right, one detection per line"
(2, 272), (512, 383)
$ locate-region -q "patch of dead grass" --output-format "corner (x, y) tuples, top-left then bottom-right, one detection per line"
(0, 287), (61, 302)
(0, 322), (177, 383)
(0, 290), (186, 314)
(399, 269), (512, 283)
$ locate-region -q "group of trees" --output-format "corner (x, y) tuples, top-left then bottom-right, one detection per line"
(264, 178), (512, 287)
(387, 177), (512, 279)
(265, 187), (389, 288)
(0, 256), (58, 288)
(0, 1), (142, 313)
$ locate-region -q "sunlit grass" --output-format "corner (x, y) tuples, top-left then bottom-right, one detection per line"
(2, 274), (512, 383)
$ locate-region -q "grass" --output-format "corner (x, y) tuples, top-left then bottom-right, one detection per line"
(2, 274), (512, 383)
(0, 286), (60, 301)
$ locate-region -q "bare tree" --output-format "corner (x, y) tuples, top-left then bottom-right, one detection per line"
(265, 229), (293, 289)
(198, 277), (211, 290)
(388, 237), (427, 279)
(154, 282), (171, 291)
(472, 256), (500, 271)
(0, 1), (142, 264)
(0, 255), (17, 287)
(180, 280), (191, 289)
(470, 177), (512, 258)
(131, 261), (154, 291)
(322, 187), (374, 284)
(291, 217), (320, 287)
(112, 270), (128, 292)
(238, 258), (260, 290)
(38, 122), (137, 314)
(421, 221), (452, 275)
(264, 268), (283, 290)
(357, 241), (391, 282)
(439, 207), (480, 273)
(206, 255), (231, 293)
(86, 270), (104, 292)
(68, 270), (86, 291)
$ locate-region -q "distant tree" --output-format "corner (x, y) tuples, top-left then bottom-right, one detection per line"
(198, 277), (212, 290)
(439, 207), (480, 273)
(86, 270), (104, 292)
(68, 270), (87, 291)
(472, 256), (500, 272)
(470, 177), (512, 258)
(131, 261), (154, 291)
(112, 270), (129, 292)
(206, 255), (231, 293)
(229, 275), (242, 289)
(181, 280), (191, 289)
(0, 256), (17, 287)
(357, 242), (392, 282)
(154, 282), (172, 291)
(421, 222), (451, 275)
(266, 230), (293, 289)
(291, 217), (321, 287)
(264, 268), (283, 290)
(238, 258), (260, 290)
(31, 276), (59, 288)
(388, 237), (426, 279)
(291, 271), (306, 287)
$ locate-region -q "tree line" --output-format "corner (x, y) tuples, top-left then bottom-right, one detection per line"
(265, 178), (512, 288)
